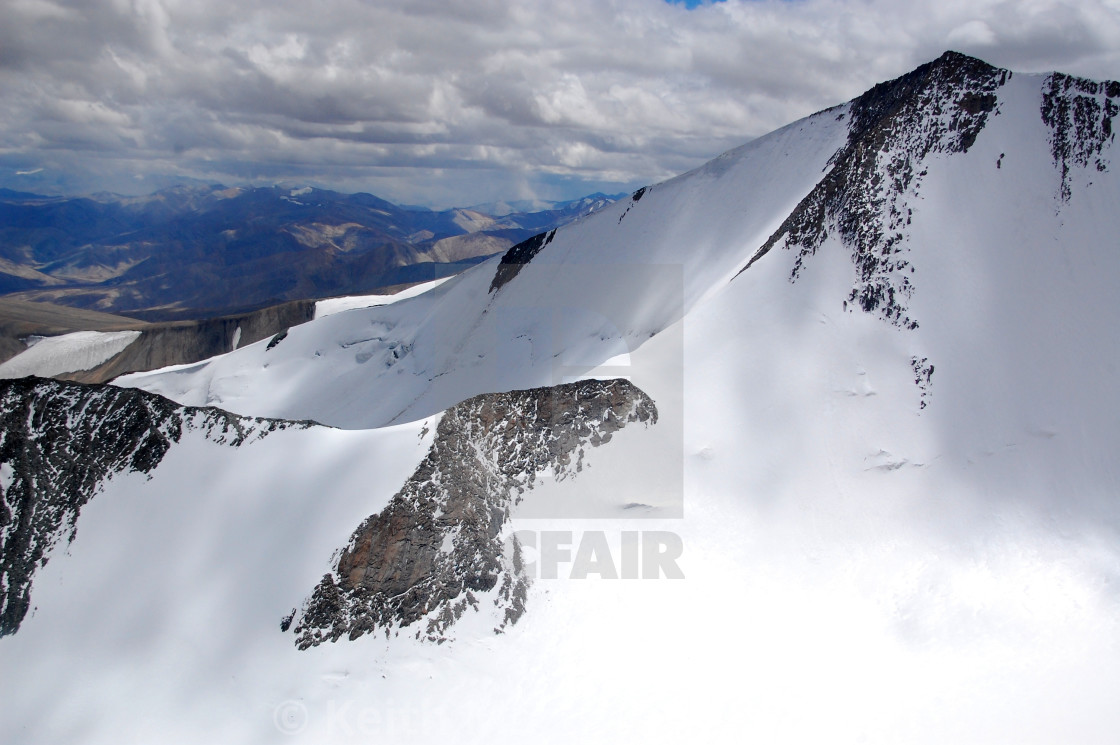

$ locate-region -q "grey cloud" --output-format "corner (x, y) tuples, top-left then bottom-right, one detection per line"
(1, 0), (1118, 205)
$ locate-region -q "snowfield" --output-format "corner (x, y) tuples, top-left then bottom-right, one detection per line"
(0, 330), (141, 379)
(4, 54), (1120, 744)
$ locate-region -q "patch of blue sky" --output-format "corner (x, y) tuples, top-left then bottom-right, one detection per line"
(664, 0), (727, 9)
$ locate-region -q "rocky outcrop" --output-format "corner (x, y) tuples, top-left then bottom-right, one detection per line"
(0, 377), (312, 636)
(290, 378), (657, 648)
(1041, 73), (1119, 202)
(911, 356), (934, 411)
(488, 229), (556, 293)
(616, 186), (648, 224)
(738, 51), (1009, 331)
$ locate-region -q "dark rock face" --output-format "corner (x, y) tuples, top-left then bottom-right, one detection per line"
(739, 51), (1008, 332)
(0, 377), (311, 636)
(1041, 73), (1119, 202)
(488, 229), (556, 293)
(291, 378), (657, 648)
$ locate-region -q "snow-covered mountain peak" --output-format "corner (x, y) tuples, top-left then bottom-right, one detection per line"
(735, 50), (1116, 336)
(737, 51), (1010, 330)
(7, 54), (1120, 743)
(117, 53), (1120, 432)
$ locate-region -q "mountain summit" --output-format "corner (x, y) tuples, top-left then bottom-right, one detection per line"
(120, 50), (1118, 430)
(3, 53), (1120, 743)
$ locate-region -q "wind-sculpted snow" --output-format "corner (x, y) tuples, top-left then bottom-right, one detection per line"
(289, 378), (657, 647)
(740, 51), (1008, 331)
(0, 378), (312, 636)
(1041, 73), (1119, 202)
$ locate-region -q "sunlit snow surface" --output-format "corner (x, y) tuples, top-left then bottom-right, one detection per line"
(312, 276), (453, 319)
(4, 69), (1120, 743)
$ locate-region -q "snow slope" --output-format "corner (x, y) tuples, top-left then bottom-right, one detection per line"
(4, 52), (1120, 744)
(117, 103), (850, 429)
(0, 330), (141, 379)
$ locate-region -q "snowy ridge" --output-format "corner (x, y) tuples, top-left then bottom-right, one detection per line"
(312, 277), (452, 319)
(0, 377), (312, 636)
(117, 100), (850, 428)
(291, 378), (656, 647)
(118, 51), (1117, 427)
(732, 51), (1117, 341)
(738, 51), (1009, 330)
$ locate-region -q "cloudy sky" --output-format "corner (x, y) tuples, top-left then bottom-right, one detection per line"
(2, 0), (1119, 207)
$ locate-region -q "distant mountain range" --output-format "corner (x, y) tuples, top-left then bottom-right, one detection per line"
(0, 185), (620, 320)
